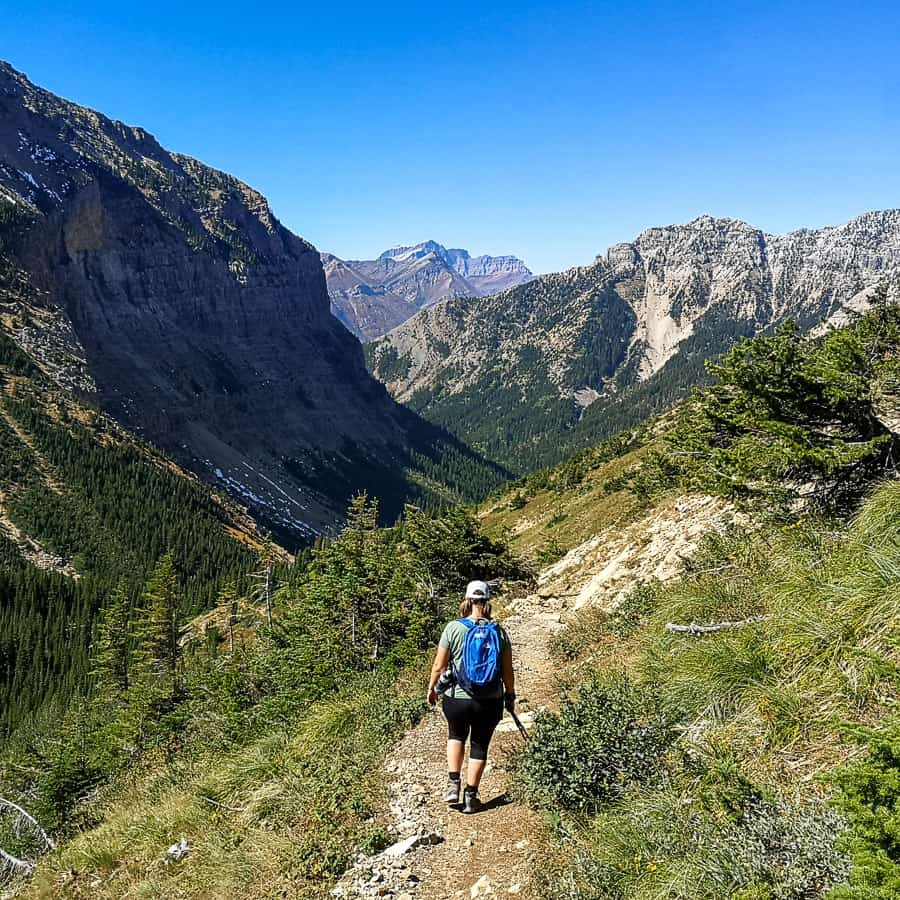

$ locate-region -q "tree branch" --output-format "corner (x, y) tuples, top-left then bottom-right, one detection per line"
(0, 796), (55, 850)
(665, 615), (768, 635)
(0, 845), (35, 875)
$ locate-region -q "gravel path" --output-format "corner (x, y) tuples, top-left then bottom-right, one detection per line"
(332, 592), (562, 900)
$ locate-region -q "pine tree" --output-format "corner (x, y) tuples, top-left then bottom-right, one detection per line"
(90, 580), (131, 697)
(132, 552), (182, 690)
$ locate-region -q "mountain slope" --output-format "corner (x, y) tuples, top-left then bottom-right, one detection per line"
(325, 240), (533, 339)
(0, 328), (264, 737)
(368, 211), (900, 472)
(0, 61), (502, 539)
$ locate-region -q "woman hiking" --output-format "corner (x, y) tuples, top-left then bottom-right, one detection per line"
(427, 580), (515, 813)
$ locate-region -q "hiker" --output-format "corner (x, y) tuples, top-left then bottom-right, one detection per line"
(427, 580), (515, 813)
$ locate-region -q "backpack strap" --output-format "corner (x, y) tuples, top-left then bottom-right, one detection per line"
(452, 620), (474, 698)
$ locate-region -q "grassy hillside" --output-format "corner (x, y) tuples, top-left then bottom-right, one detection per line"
(479, 428), (655, 564)
(518, 478), (899, 899)
(2, 501), (525, 898)
(508, 295), (900, 898)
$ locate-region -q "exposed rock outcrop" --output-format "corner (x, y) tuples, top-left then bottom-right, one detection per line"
(0, 60), (488, 537)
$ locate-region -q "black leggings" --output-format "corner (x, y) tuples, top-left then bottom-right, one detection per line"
(442, 695), (503, 761)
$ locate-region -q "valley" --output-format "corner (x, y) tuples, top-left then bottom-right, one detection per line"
(1, 34), (899, 900)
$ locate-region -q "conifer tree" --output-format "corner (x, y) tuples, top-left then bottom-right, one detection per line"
(132, 552), (182, 690)
(90, 580), (131, 697)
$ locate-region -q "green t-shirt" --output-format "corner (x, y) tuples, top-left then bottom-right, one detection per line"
(439, 617), (511, 700)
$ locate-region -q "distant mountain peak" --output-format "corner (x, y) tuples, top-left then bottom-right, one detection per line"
(378, 240), (447, 262)
(327, 241), (533, 340)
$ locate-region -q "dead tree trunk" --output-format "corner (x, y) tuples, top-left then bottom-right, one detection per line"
(665, 615), (768, 635)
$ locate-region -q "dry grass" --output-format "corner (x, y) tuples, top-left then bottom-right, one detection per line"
(480, 446), (650, 561)
(20, 667), (427, 900)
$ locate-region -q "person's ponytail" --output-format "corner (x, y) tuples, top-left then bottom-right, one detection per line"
(459, 597), (493, 619)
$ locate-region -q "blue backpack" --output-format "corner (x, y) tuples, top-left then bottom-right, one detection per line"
(454, 618), (503, 697)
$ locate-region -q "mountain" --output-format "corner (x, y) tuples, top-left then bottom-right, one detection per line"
(324, 240), (533, 339)
(367, 211), (900, 471)
(0, 61), (502, 539)
(0, 326), (264, 736)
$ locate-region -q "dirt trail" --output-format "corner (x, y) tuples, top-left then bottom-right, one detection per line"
(332, 497), (737, 899)
(332, 591), (564, 900)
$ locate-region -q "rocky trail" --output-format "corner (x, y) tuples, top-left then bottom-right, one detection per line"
(331, 496), (737, 900)
(332, 591), (564, 900)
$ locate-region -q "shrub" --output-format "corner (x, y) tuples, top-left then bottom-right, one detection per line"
(517, 674), (674, 814)
(535, 786), (849, 900)
(828, 716), (900, 899)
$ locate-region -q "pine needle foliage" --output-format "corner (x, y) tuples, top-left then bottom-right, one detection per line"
(636, 287), (900, 513)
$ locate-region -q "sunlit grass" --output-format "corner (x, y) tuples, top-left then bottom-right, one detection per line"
(21, 668), (426, 899)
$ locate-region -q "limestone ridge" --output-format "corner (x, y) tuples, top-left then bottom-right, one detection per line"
(601, 212), (900, 377)
(367, 211), (900, 469)
(0, 60), (486, 538)
(323, 240), (534, 340)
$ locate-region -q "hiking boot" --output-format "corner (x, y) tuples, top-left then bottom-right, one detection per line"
(445, 777), (461, 804)
(463, 787), (482, 814)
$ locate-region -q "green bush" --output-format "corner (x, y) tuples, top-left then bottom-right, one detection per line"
(517, 674), (674, 814)
(633, 292), (900, 514)
(828, 716), (900, 899)
(536, 787), (849, 900)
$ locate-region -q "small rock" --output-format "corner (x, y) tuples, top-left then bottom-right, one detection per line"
(165, 836), (190, 862)
(383, 831), (443, 857)
(471, 874), (495, 897)
(514, 839), (530, 850)
(508, 884), (523, 895)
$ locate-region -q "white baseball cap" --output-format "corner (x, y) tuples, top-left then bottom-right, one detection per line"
(465, 580), (491, 600)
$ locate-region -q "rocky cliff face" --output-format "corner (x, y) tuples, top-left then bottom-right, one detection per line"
(0, 61), (493, 538)
(324, 240), (533, 339)
(368, 211), (900, 471)
(602, 212), (900, 378)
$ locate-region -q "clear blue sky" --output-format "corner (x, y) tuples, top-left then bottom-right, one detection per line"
(7, 1), (900, 273)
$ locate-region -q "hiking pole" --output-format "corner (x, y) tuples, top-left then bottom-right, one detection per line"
(509, 709), (529, 742)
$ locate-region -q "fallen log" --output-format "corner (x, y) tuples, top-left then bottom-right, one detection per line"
(665, 615), (768, 635)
